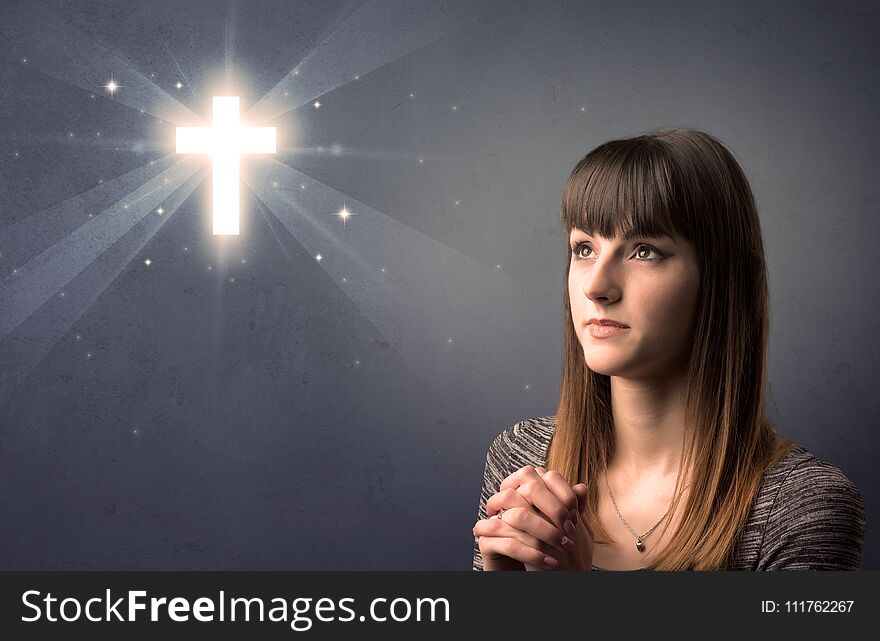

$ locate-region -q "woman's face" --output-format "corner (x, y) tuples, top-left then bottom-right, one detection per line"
(567, 227), (701, 380)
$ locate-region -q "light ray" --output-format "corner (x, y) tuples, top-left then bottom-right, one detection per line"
(249, 188), (429, 386)
(0, 158), (207, 341)
(283, 146), (433, 162)
(4, 7), (204, 126)
(0, 131), (167, 156)
(0, 169), (207, 407)
(245, 0), (493, 124)
(242, 157), (529, 378)
(164, 39), (198, 100)
(252, 158), (525, 279)
(255, 186), (417, 380)
(0, 155), (179, 274)
(253, 197), (292, 263)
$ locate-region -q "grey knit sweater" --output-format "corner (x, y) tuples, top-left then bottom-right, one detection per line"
(473, 416), (865, 571)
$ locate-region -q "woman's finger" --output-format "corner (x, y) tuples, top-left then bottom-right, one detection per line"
(475, 521), (559, 569)
(515, 476), (576, 535)
(500, 465), (547, 492)
(485, 487), (552, 525)
(473, 515), (565, 554)
(571, 483), (593, 537)
(537, 469), (580, 525)
(499, 506), (575, 553)
(500, 466), (577, 534)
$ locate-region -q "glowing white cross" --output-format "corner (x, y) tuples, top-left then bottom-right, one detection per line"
(176, 96), (276, 235)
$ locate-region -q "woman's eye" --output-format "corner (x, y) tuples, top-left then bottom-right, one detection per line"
(635, 244), (663, 261)
(570, 242), (664, 262)
(570, 242), (593, 260)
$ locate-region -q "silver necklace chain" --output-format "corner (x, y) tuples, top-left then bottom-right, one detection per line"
(604, 469), (672, 552)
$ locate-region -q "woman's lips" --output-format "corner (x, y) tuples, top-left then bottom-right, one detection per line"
(587, 323), (630, 339)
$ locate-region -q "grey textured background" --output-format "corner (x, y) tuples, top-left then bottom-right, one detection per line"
(0, 0), (877, 570)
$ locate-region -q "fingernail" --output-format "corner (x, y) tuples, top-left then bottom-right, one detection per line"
(544, 556), (558, 568)
(564, 519), (574, 535)
(561, 536), (574, 551)
(570, 509), (578, 524)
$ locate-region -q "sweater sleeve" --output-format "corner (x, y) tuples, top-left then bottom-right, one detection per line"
(472, 430), (511, 571)
(757, 458), (866, 570)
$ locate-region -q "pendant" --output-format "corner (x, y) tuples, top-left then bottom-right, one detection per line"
(636, 538), (645, 552)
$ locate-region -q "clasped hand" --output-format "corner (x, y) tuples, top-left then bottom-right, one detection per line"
(474, 465), (594, 571)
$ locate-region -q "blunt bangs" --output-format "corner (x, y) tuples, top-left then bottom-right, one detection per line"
(561, 137), (687, 243)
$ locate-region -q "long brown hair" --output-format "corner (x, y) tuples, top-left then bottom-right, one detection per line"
(546, 128), (795, 570)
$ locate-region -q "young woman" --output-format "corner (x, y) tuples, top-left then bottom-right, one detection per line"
(472, 129), (865, 571)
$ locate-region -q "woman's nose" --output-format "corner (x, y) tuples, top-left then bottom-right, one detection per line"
(582, 258), (621, 303)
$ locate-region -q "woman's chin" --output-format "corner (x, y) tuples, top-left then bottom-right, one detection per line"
(583, 348), (640, 377)
(583, 358), (624, 377)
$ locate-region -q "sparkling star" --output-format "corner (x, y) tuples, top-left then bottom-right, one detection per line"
(156, 207), (164, 215)
(175, 81), (184, 89)
(144, 258), (152, 266)
(313, 100), (321, 109)
(102, 75), (123, 98)
(315, 254), (323, 262)
(335, 202), (358, 227)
